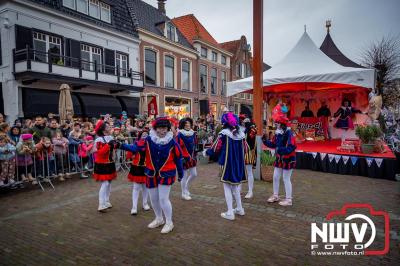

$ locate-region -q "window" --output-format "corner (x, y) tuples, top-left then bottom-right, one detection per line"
(77, 0), (88, 14)
(246, 93), (252, 100)
(100, 2), (111, 23)
(80, 44), (102, 71)
(63, 0), (110, 22)
(144, 49), (157, 85)
(166, 23), (176, 42)
(63, 0), (75, 9)
(242, 63), (247, 78)
(89, 0), (100, 19)
(33, 32), (62, 64)
(181, 60), (190, 91)
(241, 93), (245, 99)
(221, 71), (226, 96)
(221, 55), (226, 65)
(234, 103), (240, 114)
(211, 68), (217, 94)
(164, 55), (174, 88)
(211, 51), (217, 62)
(236, 63), (241, 77)
(201, 47), (207, 58)
(200, 64), (208, 93)
(116, 53), (128, 77)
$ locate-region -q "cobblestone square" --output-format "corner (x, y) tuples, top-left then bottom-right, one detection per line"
(0, 161), (399, 265)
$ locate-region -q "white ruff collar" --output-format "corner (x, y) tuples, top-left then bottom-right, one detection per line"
(178, 129), (194, 137)
(219, 128), (245, 140)
(150, 129), (174, 145)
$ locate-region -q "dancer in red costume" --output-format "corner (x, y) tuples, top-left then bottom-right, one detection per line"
(93, 119), (117, 212)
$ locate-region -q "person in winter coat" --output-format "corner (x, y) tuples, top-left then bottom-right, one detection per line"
(52, 131), (69, 181)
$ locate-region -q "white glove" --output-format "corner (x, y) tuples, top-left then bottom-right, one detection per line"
(202, 149), (208, 157)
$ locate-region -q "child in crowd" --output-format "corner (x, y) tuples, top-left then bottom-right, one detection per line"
(52, 131), (69, 181)
(0, 135), (16, 186)
(16, 134), (36, 183)
(8, 126), (21, 146)
(113, 126), (126, 171)
(35, 137), (56, 180)
(68, 130), (83, 173)
(79, 135), (95, 175)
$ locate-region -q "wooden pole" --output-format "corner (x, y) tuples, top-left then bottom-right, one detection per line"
(253, 0), (263, 180)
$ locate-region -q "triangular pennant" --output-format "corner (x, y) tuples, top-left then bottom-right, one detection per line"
(342, 156), (350, 165)
(375, 158), (383, 168)
(312, 152), (318, 159)
(320, 153), (327, 160)
(334, 155), (341, 163)
(366, 157), (374, 167)
(270, 150), (275, 156)
(328, 154), (335, 163)
(351, 156), (358, 166)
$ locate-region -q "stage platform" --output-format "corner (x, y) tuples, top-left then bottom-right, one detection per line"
(265, 140), (398, 180)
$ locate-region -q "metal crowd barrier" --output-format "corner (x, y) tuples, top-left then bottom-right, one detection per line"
(0, 137), (137, 192)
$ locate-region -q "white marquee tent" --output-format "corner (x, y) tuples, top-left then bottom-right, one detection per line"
(227, 32), (376, 96)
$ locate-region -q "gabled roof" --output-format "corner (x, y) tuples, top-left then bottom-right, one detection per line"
(172, 14), (219, 47)
(320, 32), (364, 68)
(125, 0), (193, 49)
(220, 40), (241, 54)
(26, 0), (138, 37)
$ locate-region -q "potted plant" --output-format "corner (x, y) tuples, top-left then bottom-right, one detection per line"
(355, 124), (383, 154)
(261, 150), (275, 182)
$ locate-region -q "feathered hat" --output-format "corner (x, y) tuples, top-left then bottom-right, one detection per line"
(152, 117), (171, 130)
(221, 112), (239, 128)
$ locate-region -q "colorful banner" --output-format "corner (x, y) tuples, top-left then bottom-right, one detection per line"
(342, 156), (350, 165)
(320, 153), (327, 160)
(291, 117), (328, 140)
(328, 154), (335, 163)
(351, 156), (358, 166)
(366, 158), (374, 167)
(148, 96), (158, 116)
(375, 158), (383, 168)
(334, 155), (341, 163)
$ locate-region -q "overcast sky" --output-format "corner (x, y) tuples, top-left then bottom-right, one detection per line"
(142, 0), (400, 66)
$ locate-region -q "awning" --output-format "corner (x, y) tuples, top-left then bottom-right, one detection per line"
(227, 32), (375, 96)
(78, 93), (122, 117)
(22, 88), (82, 117)
(117, 96), (139, 116)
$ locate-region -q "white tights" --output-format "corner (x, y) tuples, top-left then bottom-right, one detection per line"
(148, 185), (173, 224)
(223, 183), (243, 215)
(180, 167), (197, 195)
(132, 183), (149, 210)
(272, 168), (293, 199)
(99, 181), (112, 207)
(246, 165), (254, 194)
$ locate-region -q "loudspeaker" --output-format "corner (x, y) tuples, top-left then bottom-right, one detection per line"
(199, 100), (209, 115)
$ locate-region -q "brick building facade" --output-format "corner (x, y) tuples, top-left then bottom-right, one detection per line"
(126, 0), (199, 119)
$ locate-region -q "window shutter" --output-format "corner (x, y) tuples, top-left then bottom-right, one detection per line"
(69, 39), (81, 68)
(15, 25), (33, 50)
(15, 25), (33, 61)
(104, 49), (115, 75)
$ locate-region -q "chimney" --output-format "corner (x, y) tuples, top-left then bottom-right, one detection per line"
(158, 0), (166, 15)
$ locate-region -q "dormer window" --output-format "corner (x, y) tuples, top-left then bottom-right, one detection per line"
(166, 23), (177, 42)
(63, 0), (111, 23)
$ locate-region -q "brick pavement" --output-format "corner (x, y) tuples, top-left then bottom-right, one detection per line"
(0, 161), (399, 266)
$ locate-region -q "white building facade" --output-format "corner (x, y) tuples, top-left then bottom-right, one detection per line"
(0, 0), (143, 122)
